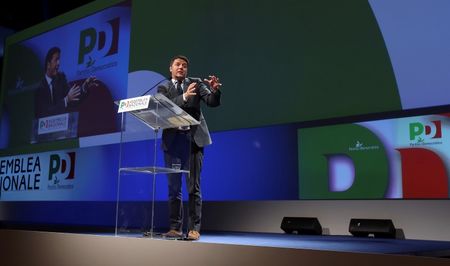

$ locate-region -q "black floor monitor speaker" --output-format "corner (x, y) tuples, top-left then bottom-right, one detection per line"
(281, 217), (322, 235)
(349, 218), (396, 238)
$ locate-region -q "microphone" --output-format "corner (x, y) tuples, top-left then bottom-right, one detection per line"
(140, 77), (168, 96)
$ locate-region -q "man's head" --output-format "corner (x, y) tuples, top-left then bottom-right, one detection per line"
(45, 47), (61, 78)
(169, 55), (189, 81)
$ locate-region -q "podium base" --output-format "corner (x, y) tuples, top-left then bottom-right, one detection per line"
(142, 231), (185, 240)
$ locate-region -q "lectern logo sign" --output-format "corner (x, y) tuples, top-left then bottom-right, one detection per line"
(117, 95), (151, 113)
(37, 113), (69, 135)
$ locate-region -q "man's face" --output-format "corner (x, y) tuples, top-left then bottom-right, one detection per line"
(47, 52), (60, 78)
(169, 58), (188, 80)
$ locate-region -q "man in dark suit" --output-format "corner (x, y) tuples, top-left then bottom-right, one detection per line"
(35, 47), (95, 118)
(157, 55), (222, 240)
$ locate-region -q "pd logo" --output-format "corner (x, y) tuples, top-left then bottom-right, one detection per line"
(409, 120), (442, 141)
(48, 152), (76, 182)
(78, 17), (120, 66)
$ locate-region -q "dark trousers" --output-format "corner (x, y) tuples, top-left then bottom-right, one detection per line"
(164, 131), (203, 232)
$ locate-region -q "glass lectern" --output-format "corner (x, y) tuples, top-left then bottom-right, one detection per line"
(115, 93), (199, 237)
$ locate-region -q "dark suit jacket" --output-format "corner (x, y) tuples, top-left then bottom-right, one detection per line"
(157, 77), (221, 150)
(34, 72), (72, 118)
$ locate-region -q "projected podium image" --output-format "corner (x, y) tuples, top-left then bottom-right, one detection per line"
(115, 93), (199, 238)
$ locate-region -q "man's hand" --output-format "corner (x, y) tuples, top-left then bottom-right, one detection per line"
(204, 75), (222, 91)
(82, 76), (98, 93)
(66, 84), (81, 102)
(183, 82), (198, 101)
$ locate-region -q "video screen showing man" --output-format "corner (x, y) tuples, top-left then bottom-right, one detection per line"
(34, 46), (95, 118)
(32, 46), (119, 143)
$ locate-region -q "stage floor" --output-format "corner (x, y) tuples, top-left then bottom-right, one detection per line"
(115, 231), (450, 258)
(2, 229), (450, 265)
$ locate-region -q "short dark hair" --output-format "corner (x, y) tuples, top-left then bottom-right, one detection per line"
(44, 46), (60, 70)
(169, 55), (189, 66)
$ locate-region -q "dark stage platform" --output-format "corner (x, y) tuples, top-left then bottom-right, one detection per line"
(1, 229), (450, 266)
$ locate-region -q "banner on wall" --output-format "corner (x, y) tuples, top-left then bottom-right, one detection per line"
(0, 142), (121, 201)
(0, 151), (77, 200)
(298, 113), (450, 199)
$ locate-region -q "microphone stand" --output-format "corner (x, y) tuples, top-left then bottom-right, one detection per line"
(140, 78), (168, 96)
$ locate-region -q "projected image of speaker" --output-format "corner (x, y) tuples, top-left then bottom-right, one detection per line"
(349, 218), (396, 238)
(281, 217), (322, 235)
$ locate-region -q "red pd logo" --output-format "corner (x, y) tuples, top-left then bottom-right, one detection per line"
(48, 152), (76, 182)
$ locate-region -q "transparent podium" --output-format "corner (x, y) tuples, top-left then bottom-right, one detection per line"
(115, 93), (199, 238)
